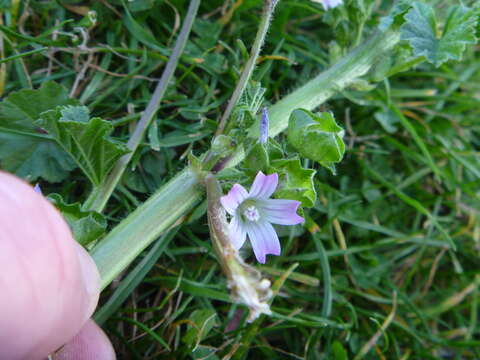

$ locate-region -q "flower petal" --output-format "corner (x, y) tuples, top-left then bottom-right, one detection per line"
(259, 199), (304, 225)
(220, 184), (248, 215)
(249, 172), (278, 199)
(246, 221), (280, 264)
(229, 216), (247, 250)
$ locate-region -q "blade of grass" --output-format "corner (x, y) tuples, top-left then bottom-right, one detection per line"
(353, 292), (397, 360)
(390, 104), (443, 180)
(84, 0), (201, 213)
(362, 162), (455, 250)
(311, 231), (332, 318)
(0, 47), (47, 64)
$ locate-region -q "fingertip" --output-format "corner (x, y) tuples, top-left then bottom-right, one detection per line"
(0, 171), (102, 359)
(74, 242), (101, 321)
(53, 320), (116, 360)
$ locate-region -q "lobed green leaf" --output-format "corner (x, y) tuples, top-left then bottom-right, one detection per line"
(48, 193), (107, 246)
(269, 158), (316, 208)
(401, 3), (478, 67)
(37, 106), (130, 186)
(288, 109), (345, 173)
(0, 81), (77, 182)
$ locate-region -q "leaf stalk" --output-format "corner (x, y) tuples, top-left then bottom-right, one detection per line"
(214, 0), (279, 137)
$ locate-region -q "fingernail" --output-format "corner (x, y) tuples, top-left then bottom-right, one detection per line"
(74, 242), (100, 318)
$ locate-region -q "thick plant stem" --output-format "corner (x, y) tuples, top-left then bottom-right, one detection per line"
(83, 0), (201, 213)
(92, 28), (402, 289)
(214, 0), (278, 137)
(92, 169), (203, 290)
(257, 29), (401, 139)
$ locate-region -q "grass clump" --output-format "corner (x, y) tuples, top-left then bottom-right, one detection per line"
(1, 0), (479, 358)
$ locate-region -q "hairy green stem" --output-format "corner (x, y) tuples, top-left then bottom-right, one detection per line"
(214, 0), (278, 137)
(92, 169), (203, 290)
(83, 0), (201, 213)
(205, 173), (236, 279)
(254, 28), (401, 139)
(92, 28), (402, 289)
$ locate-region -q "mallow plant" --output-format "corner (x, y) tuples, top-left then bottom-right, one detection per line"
(0, 0), (478, 328)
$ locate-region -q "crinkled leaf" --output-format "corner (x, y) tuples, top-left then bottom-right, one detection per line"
(288, 109), (345, 173)
(266, 138), (284, 161)
(270, 158), (316, 208)
(0, 137), (75, 182)
(401, 3), (478, 67)
(233, 83), (266, 136)
(37, 105), (130, 186)
(244, 138), (284, 175)
(0, 82), (76, 129)
(244, 142), (269, 175)
(0, 81), (77, 182)
(47, 193), (107, 246)
(378, 0), (413, 31)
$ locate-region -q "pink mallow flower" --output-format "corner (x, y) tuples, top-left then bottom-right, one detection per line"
(220, 171), (304, 263)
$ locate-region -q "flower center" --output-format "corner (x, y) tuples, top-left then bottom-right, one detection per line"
(243, 205), (260, 222)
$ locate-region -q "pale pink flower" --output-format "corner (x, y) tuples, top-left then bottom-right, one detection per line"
(220, 171), (304, 263)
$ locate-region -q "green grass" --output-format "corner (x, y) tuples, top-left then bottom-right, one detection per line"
(1, 0), (479, 358)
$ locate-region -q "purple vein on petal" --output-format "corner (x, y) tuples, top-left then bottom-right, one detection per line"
(229, 216), (247, 250)
(261, 222), (281, 256)
(245, 223), (267, 264)
(259, 199), (304, 225)
(249, 172), (278, 199)
(245, 221), (280, 264)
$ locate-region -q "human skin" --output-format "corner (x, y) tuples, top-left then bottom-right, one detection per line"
(0, 171), (115, 360)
